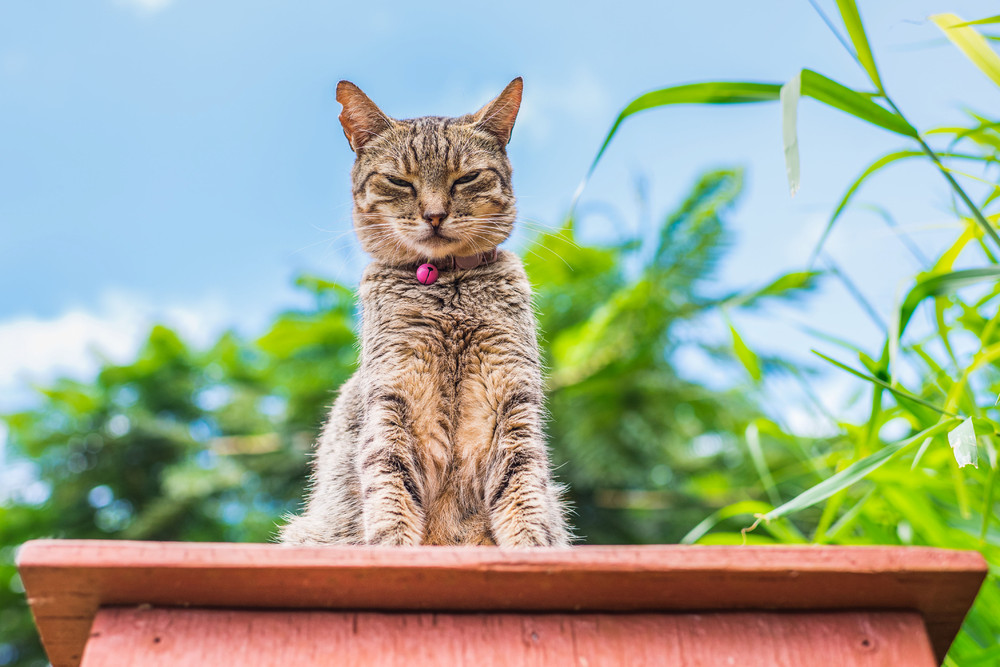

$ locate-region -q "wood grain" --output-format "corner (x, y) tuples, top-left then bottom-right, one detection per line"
(17, 541), (986, 667)
(81, 608), (937, 667)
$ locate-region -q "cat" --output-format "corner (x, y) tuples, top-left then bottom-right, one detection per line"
(279, 78), (571, 547)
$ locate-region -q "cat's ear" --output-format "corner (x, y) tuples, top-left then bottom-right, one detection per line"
(336, 81), (393, 151)
(472, 77), (523, 146)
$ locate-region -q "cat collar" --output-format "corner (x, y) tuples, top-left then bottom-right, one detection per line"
(416, 248), (498, 285)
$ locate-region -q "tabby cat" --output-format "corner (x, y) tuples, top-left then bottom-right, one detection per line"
(279, 78), (570, 547)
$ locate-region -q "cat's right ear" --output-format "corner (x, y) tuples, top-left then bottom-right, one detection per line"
(336, 81), (393, 152)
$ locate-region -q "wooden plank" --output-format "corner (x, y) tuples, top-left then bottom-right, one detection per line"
(18, 541), (986, 667)
(81, 607), (937, 667)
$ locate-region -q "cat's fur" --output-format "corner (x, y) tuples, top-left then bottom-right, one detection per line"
(279, 78), (570, 547)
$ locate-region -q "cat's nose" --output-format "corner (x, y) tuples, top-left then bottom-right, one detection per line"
(423, 211), (447, 228)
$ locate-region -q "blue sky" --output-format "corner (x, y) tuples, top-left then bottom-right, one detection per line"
(1, 0), (998, 417)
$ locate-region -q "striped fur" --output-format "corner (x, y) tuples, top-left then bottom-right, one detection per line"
(279, 79), (570, 547)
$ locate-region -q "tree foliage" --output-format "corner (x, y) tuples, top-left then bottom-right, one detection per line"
(2, 167), (822, 665)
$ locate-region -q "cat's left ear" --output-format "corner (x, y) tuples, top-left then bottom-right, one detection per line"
(337, 81), (393, 152)
(472, 77), (523, 146)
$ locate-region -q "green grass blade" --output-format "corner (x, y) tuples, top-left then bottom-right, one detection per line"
(983, 463), (998, 540)
(578, 73), (914, 204)
(956, 15), (1000, 27)
(799, 70), (916, 137)
(835, 0), (884, 91)
(729, 322), (762, 382)
(899, 268), (1000, 337)
(941, 165), (1000, 195)
(932, 13), (1000, 88)
(781, 71), (802, 196)
(859, 203), (930, 267)
(796, 323), (866, 355)
(746, 420), (781, 505)
(809, 150), (988, 266)
(722, 270), (821, 309)
(809, 150), (922, 264)
(762, 419), (959, 521)
(580, 82), (781, 192)
(824, 487), (876, 541)
(926, 121), (1000, 153)
(680, 500), (774, 544)
(812, 350), (960, 417)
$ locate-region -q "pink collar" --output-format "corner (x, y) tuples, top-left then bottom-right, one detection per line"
(416, 248), (498, 284)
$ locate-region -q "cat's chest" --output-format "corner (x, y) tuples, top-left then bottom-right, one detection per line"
(366, 273), (528, 339)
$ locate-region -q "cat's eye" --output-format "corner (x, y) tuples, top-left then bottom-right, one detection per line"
(453, 171), (481, 186)
(387, 176), (412, 188)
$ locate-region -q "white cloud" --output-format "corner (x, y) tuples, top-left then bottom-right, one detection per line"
(0, 292), (230, 413)
(516, 70), (611, 142)
(445, 71), (611, 144)
(114, 0), (175, 14)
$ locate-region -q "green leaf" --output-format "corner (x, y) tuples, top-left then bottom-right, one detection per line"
(762, 419), (959, 520)
(836, 0), (884, 91)
(581, 82), (781, 191)
(723, 270), (821, 309)
(680, 500), (774, 544)
(932, 13), (1000, 89)
(798, 70), (916, 137)
(579, 72), (914, 200)
(899, 268), (1000, 337)
(823, 487), (876, 541)
(809, 151), (989, 266)
(746, 420), (780, 505)
(809, 150), (923, 264)
(780, 71), (802, 196)
(812, 350), (959, 418)
(955, 15), (1000, 27)
(730, 323), (762, 382)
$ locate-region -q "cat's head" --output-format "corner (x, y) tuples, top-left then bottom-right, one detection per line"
(337, 78), (522, 265)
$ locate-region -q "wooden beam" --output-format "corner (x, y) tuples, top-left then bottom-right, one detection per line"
(81, 608), (938, 667)
(18, 540), (986, 667)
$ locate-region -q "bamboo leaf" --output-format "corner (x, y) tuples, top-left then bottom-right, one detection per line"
(723, 270), (821, 309)
(823, 487), (876, 541)
(582, 82), (781, 189)
(746, 421), (781, 505)
(730, 323), (762, 382)
(931, 13), (1000, 89)
(835, 0), (884, 91)
(762, 420), (959, 520)
(809, 151), (988, 266)
(926, 122), (1000, 152)
(780, 71), (802, 196)
(955, 15), (1000, 27)
(680, 500), (774, 544)
(579, 73), (914, 200)
(809, 150), (921, 264)
(749, 270), (820, 299)
(799, 70), (916, 137)
(812, 350), (959, 417)
(899, 268), (1000, 337)
(940, 165), (1000, 195)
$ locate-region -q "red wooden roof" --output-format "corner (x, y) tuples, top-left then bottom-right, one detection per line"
(18, 540), (987, 667)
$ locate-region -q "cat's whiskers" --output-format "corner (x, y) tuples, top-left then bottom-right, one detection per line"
(470, 220), (573, 270)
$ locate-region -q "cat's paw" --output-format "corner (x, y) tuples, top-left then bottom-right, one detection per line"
(364, 519), (423, 546)
(278, 514), (364, 545)
(276, 515), (325, 545)
(491, 512), (569, 548)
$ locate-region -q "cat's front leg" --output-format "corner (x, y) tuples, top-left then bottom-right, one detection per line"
(487, 390), (570, 548)
(359, 391), (426, 546)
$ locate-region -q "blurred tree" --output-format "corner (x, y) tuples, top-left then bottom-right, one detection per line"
(0, 167), (817, 666)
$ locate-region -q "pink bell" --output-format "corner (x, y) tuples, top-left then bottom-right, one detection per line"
(416, 263), (438, 285)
